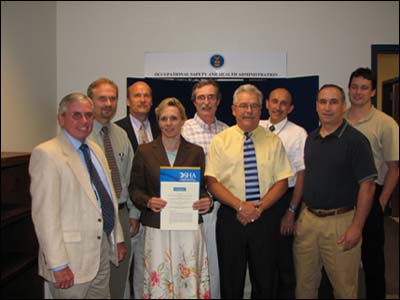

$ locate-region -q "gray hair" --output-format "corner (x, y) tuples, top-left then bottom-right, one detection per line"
(233, 84), (263, 105)
(191, 79), (221, 102)
(58, 93), (94, 115)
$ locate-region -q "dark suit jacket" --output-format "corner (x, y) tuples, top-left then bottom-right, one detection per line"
(115, 116), (160, 152)
(129, 135), (208, 228)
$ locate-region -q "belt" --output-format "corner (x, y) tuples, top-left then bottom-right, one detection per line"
(307, 206), (354, 217)
(118, 203), (127, 210)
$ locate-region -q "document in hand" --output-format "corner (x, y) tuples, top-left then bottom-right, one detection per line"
(160, 167), (200, 230)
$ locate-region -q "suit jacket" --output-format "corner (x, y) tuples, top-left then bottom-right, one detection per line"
(29, 132), (124, 284)
(115, 116), (160, 152)
(129, 135), (208, 228)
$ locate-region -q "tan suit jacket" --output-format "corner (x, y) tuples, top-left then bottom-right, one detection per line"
(29, 132), (124, 284)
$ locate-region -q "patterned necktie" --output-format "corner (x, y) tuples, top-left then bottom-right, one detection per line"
(243, 132), (260, 201)
(139, 123), (149, 144)
(269, 125), (276, 132)
(102, 126), (122, 198)
(80, 143), (115, 236)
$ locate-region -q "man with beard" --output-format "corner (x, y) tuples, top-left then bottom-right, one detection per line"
(181, 79), (229, 299)
(87, 78), (137, 299)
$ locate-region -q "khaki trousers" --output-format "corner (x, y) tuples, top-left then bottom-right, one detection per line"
(49, 232), (111, 299)
(293, 208), (361, 299)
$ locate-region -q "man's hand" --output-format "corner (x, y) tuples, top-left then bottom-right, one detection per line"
(280, 211), (296, 236)
(337, 224), (362, 251)
(236, 201), (261, 225)
(117, 242), (127, 262)
(53, 267), (74, 289)
(129, 218), (140, 237)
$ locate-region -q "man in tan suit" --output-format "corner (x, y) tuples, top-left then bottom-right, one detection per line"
(30, 93), (126, 299)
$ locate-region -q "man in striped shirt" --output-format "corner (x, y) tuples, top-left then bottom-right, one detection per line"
(182, 79), (228, 299)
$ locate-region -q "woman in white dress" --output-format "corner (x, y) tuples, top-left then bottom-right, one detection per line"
(130, 97), (211, 299)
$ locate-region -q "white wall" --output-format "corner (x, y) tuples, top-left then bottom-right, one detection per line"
(1, 1), (57, 152)
(1, 1), (398, 151)
(57, 1), (399, 120)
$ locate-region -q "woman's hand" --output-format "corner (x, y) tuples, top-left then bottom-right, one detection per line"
(147, 197), (167, 213)
(193, 197), (211, 214)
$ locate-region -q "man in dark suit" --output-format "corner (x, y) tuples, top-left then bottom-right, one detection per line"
(115, 81), (159, 152)
(115, 80), (159, 298)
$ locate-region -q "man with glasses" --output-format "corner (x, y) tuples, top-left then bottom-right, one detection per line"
(87, 78), (137, 299)
(182, 79), (229, 299)
(206, 84), (293, 298)
(30, 93), (125, 299)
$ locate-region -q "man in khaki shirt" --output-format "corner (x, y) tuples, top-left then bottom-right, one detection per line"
(345, 67), (399, 299)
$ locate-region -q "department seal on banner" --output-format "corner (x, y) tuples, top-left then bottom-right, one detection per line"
(210, 54), (224, 68)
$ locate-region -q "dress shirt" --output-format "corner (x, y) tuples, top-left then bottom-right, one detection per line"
(89, 120), (140, 220)
(260, 118), (307, 188)
(182, 113), (229, 157)
(205, 125), (293, 202)
(129, 115), (154, 143)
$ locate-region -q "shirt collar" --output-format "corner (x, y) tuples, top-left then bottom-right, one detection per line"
(93, 119), (109, 135)
(234, 124), (264, 137)
(63, 130), (86, 151)
(267, 117), (288, 132)
(193, 113), (217, 130)
(129, 114), (149, 130)
(345, 105), (377, 125)
(314, 119), (348, 140)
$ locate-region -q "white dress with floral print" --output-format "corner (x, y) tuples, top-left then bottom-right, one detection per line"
(142, 225), (210, 299)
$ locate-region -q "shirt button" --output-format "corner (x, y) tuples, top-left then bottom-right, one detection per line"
(98, 218), (102, 222)
(97, 236), (101, 240)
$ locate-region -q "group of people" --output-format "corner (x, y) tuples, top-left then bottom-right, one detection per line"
(29, 67), (398, 299)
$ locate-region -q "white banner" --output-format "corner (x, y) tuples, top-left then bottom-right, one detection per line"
(144, 51), (287, 78)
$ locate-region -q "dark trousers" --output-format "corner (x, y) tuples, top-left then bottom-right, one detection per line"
(362, 184), (386, 299)
(216, 204), (280, 299)
(273, 189), (296, 299)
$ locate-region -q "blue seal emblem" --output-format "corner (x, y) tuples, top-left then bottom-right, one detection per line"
(210, 54), (224, 68)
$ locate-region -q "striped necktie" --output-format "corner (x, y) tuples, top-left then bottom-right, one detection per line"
(102, 126), (122, 198)
(80, 143), (115, 236)
(243, 132), (260, 201)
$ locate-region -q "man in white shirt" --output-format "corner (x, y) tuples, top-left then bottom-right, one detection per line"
(260, 88), (307, 299)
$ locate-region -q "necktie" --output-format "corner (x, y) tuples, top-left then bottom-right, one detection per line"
(80, 143), (115, 236)
(139, 123), (149, 144)
(269, 125), (276, 132)
(102, 126), (122, 198)
(243, 132), (260, 201)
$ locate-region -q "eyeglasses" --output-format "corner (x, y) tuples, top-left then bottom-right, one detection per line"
(235, 103), (261, 110)
(196, 94), (217, 101)
(70, 112), (94, 121)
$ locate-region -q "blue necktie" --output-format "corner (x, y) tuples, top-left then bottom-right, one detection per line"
(244, 132), (260, 201)
(80, 143), (115, 236)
